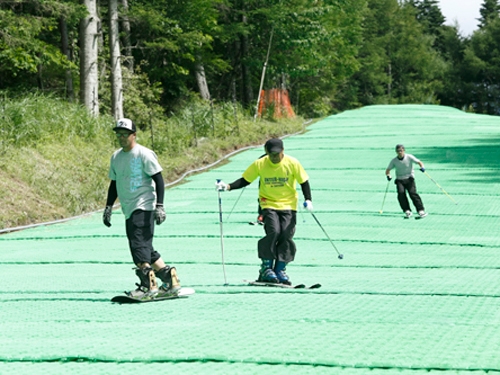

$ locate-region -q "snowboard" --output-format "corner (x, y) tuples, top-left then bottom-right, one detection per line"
(245, 280), (321, 290)
(111, 287), (195, 304)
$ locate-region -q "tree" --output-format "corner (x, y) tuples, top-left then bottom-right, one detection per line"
(350, 0), (447, 105)
(212, 0), (365, 116)
(0, 1), (81, 92)
(412, 0), (445, 33)
(119, 0), (133, 71)
(410, 0), (446, 52)
(195, 59), (211, 101)
(478, 0), (500, 28)
(59, 16), (75, 101)
(269, 0), (365, 115)
(79, 0), (100, 116)
(109, 0), (124, 119)
(434, 25), (470, 110)
(125, 0), (227, 111)
(462, 17), (500, 114)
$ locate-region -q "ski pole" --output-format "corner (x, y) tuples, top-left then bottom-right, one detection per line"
(300, 208), (306, 223)
(226, 187), (245, 222)
(216, 179), (229, 285)
(423, 171), (457, 205)
(379, 180), (390, 214)
(304, 204), (343, 260)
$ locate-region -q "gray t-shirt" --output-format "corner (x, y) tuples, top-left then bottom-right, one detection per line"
(387, 154), (421, 180)
(108, 144), (163, 219)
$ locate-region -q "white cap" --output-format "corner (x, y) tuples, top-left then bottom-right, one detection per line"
(113, 118), (136, 133)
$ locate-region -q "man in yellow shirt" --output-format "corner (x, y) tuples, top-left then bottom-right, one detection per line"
(216, 138), (312, 285)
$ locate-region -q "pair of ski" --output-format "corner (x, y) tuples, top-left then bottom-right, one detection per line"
(245, 280), (321, 290)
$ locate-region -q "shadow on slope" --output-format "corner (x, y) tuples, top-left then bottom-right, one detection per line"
(418, 137), (500, 183)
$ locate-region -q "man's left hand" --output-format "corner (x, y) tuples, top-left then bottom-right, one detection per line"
(304, 200), (314, 212)
(155, 204), (166, 225)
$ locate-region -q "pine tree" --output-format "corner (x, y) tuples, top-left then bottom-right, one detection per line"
(411, 0), (446, 52)
(478, 0), (500, 28)
(413, 0), (445, 34)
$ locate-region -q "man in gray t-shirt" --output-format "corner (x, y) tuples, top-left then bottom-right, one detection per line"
(385, 144), (427, 219)
(103, 118), (181, 300)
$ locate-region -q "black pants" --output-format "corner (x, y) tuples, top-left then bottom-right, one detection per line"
(125, 210), (161, 265)
(396, 177), (424, 212)
(258, 209), (297, 263)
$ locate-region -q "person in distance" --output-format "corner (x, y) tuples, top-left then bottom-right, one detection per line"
(385, 144), (428, 219)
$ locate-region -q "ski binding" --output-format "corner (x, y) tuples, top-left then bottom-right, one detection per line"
(111, 287), (195, 304)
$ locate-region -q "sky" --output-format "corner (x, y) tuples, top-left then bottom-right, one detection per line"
(436, 0), (483, 36)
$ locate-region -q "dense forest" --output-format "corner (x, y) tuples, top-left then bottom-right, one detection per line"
(2, 0), (500, 122)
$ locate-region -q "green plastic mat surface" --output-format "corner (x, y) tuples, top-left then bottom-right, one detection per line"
(1, 104), (500, 374)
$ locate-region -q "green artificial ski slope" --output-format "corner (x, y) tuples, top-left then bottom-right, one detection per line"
(1, 104), (500, 375)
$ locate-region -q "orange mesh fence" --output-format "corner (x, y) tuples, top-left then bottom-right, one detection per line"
(257, 89), (296, 119)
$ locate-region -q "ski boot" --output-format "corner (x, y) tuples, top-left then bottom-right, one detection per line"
(257, 259), (279, 283)
(126, 267), (159, 299)
(274, 261), (292, 285)
(155, 266), (181, 297)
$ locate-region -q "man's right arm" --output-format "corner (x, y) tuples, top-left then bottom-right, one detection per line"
(216, 160), (257, 192)
(228, 177), (251, 191)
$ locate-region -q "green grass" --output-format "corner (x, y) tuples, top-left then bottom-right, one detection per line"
(0, 93), (307, 229)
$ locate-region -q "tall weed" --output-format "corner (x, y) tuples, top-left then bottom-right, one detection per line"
(0, 92), (113, 149)
(0, 92), (307, 228)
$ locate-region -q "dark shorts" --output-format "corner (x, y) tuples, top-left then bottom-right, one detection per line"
(125, 210), (161, 265)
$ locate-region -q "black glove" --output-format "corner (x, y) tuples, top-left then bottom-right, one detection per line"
(386, 175), (392, 181)
(420, 167), (425, 172)
(155, 204), (166, 225)
(103, 206), (112, 227)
